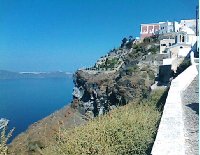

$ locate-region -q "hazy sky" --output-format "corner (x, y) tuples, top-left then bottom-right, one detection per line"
(0, 0), (198, 72)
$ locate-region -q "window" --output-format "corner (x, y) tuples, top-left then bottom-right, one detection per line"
(182, 36), (185, 42)
(169, 43), (171, 46)
(161, 44), (167, 46)
(180, 46), (183, 49)
(163, 50), (168, 53)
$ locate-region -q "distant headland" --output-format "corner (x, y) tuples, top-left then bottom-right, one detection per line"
(0, 70), (73, 79)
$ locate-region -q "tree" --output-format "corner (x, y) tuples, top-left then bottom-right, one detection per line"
(129, 36), (133, 42)
(121, 37), (128, 48)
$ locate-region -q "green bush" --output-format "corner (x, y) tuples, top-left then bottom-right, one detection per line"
(148, 70), (155, 81)
(106, 58), (119, 68)
(128, 52), (137, 59)
(98, 58), (120, 70)
(175, 58), (191, 77)
(148, 46), (158, 54)
(43, 90), (166, 155)
(126, 65), (139, 73)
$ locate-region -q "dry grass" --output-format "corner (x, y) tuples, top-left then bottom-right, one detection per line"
(42, 90), (165, 155)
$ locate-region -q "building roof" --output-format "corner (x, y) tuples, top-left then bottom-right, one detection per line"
(180, 19), (196, 22)
(180, 26), (195, 35)
(169, 43), (192, 49)
(141, 23), (160, 26)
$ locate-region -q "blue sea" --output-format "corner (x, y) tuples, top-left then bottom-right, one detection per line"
(0, 77), (74, 142)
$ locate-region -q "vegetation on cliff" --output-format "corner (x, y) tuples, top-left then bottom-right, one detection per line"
(43, 89), (167, 155)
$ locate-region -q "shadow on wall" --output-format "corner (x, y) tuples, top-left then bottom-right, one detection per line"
(186, 103), (199, 115)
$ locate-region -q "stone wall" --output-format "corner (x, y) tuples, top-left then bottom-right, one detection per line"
(151, 64), (198, 155)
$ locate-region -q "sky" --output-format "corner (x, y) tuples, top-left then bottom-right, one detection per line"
(0, 0), (198, 72)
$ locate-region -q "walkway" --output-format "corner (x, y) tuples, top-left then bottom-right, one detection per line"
(151, 64), (198, 155)
(182, 75), (199, 155)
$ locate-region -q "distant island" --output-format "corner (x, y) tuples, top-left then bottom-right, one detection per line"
(0, 70), (73, 79)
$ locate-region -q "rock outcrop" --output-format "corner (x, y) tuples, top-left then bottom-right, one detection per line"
(72, 38), (160, 118)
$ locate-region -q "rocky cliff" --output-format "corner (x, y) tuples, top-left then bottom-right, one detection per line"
(72, 36), (160, 118)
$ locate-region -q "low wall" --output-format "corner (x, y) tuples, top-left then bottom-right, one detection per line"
(151, 64), (198, 155)
(80, 69), (116, 74)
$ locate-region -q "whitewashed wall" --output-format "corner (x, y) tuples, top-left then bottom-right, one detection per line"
(151, 64), (198, 155)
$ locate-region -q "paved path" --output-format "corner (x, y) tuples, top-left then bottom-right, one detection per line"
(182, 75), (199, 155)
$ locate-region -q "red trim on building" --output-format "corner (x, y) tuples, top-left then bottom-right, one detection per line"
(140, 24), (160, 39)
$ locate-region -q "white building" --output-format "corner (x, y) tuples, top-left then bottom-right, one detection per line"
(176, 26), (197, 46)
(159, 22), (173, 34)
(160, 39), (175, 54)
(159, 21), (181, 34)
(162, 26), (197, 59)
(180, 19), (196, 33)
(174, 21), (181, 32)
(162, 26), (197, 71)
(140, 19), (197, 39)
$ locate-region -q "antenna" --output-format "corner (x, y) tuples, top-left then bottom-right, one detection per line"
(196, 5), (199, 36)
(196, 5), (199, 57)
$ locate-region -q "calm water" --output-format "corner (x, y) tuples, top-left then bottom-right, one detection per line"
(0, 78), (73, 142)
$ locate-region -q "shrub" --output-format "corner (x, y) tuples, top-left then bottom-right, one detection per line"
(133, 44), (139, 49)
(148, 70), (155, 81)
(141, 66), (149, 71)
(126, 65), (139, 74)
(148, 46), (158, 54)
(174, 58), (191, 77)
(128, 52), (136, 59)
(43, 90), (166, 155)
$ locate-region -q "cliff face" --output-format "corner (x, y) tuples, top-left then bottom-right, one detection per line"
(72, 38), (160, 118)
